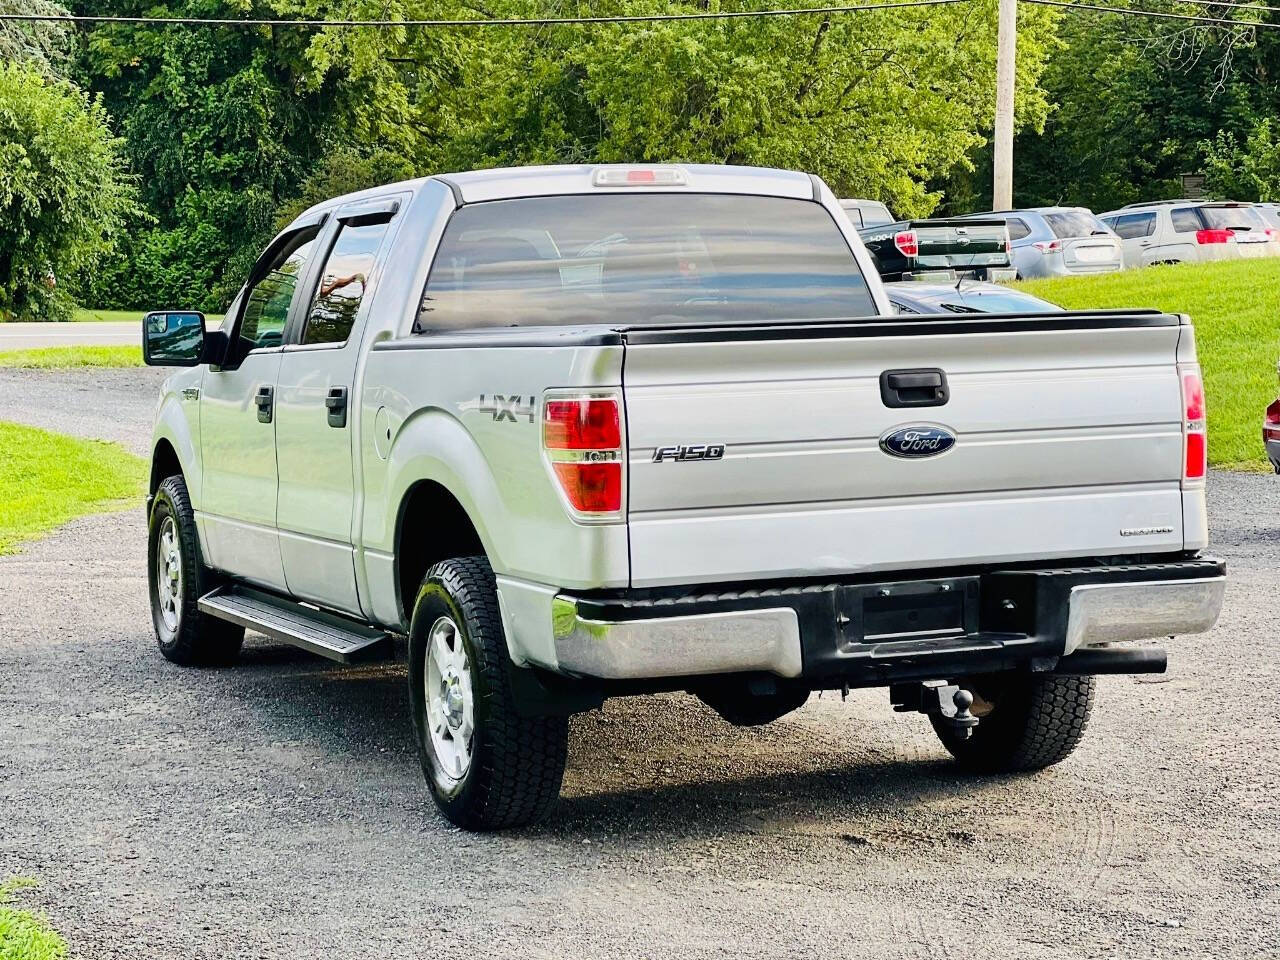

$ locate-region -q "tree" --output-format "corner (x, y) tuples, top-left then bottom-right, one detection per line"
(1202, 118), (1280, 201)
(1005, 6), (1280, 212)
(0, 0), (73, 75)
(0, 63), (137, 320)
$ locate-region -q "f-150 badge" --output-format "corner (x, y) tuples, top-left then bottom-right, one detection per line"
(653, 444), (725, 462)
(879, 425), (955, 459)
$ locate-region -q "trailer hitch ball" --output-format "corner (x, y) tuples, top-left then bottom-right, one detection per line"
(950, 688), (979, 740)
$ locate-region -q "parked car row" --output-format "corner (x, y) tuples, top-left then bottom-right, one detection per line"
(1098, 200), (1280, 268)
(843, 196), (1280, 278)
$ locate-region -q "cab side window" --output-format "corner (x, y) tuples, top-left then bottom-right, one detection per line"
(302, 220), (391, 345)
(239, 235), (317, 351)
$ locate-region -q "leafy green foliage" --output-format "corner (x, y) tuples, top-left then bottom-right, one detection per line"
(1203, 117), (1280, 201)
(73, 0), (1061, 310)
(0, 63), (137, 321)
(1006, 9), (1280, 212)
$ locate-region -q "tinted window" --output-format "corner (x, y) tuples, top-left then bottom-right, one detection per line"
(1171, 208), (1202, 233)
(858, 202), (894, 228)
(1258, 207), (1280, 229)
(950, 289), (1061, 314)
(417, 194), (876, 330)
(303, 220), (390, 345)
(1006, 218), (1032, 241)
(842, 207), (865, 227)
(239, 236), (317, 350)
(1113, 212), (1156, 239)
(1200, 205), (1267, 231)
(1043, 211), (1109, 238)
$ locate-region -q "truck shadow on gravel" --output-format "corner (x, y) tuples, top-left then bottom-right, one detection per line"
(231, 637), (1011, 840)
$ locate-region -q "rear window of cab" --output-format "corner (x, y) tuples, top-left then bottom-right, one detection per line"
(415, 194), (876, 331)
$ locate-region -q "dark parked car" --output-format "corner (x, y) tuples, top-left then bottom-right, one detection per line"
(858, 219), (1012, 281)
(885, 281), (1063, 316)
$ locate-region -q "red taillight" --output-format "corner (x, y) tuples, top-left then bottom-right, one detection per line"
(1195, 228), (1234, 245)
(1181, 369), (1207, 482)
(894, 230), (919, 257)
(544, 398), (621, 450)
(552, 462), (622, 513)
(1266, 228), (1280, 242)
(1032, 239), (1062, 254)
(543, 395), (623, 517)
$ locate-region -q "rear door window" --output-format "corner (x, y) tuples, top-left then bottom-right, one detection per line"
(1043, 211), (1109, 238)
(302, 219), (391, 345)
(417, 194), (876, 330)
(1113, 212), (1156, 239)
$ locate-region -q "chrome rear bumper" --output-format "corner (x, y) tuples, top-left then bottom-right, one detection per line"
(551, 559), (1226, 683)
(1063, 576), (1226, 655)
(552, 600), (802, 680)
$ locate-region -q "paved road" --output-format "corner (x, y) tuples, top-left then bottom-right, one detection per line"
(0, 322), (141, 350)
(1, 368), (1277, 960)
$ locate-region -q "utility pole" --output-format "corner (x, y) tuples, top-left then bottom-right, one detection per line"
(993, 0), (1017, 210)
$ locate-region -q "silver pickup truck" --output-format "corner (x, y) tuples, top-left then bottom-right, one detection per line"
(143, 164), (1226, 831)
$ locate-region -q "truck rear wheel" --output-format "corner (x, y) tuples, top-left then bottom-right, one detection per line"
(148, 475), (244, 666)
(408, 557), (568, 830)
(930, 673), (1095, 773)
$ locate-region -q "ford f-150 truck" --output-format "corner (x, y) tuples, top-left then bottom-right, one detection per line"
(143, 164), (1226, 831)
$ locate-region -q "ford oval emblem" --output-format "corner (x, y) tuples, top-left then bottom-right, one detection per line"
(880, 424), (956, 459)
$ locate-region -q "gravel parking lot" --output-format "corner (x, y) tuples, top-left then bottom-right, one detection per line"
(2, 368), (1277, 960)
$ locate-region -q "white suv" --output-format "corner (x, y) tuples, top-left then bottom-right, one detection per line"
(1099, 200), (1280, 268)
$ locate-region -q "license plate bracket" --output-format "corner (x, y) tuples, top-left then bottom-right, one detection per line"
(836, 577), (980, 647)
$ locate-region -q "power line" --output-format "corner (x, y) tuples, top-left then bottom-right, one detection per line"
(1025, 0), (1279, 26)
(1174, 0), (1280, 12)
(0, 0), (969, 29)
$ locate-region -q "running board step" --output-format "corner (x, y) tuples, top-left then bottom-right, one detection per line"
(198, 587), (392, 664)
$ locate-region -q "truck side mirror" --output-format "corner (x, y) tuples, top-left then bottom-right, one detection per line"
(143, 311), (206, 366)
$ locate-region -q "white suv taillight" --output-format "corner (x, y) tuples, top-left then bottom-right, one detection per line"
(542, 392), (624, 520)
(1180, 366), (1207, 484)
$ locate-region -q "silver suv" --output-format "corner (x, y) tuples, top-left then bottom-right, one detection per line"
(955, 207), (1122, 279)
(1099, 200), (1280, 268)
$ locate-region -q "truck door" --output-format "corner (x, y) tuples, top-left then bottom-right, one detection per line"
(274, 198), (398, 615)
(199, 221), (324, 591)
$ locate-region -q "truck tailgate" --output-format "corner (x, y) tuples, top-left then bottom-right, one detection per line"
(622, 314), (1188, 587)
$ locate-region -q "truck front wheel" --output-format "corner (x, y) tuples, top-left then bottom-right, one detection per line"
(408, 557), (568, 830)
(148, 474), (244, 666)
(930, 673), (1095, 773)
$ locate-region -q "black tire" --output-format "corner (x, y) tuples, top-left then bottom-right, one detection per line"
(147, 474), (244, 666)
(408, 557), (568, 830)
(931, 673), (1095, 773)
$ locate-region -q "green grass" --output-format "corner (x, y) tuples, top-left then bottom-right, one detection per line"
(0, 346), (143, 368)
(0, 421), (145, 554)
(1017, 258), (1280, 470)
(70, 308), (224, 325)
(0, 880), (67, 960)
(70, 308), (142, 323)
